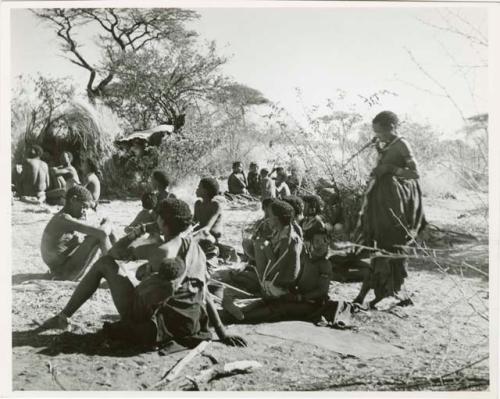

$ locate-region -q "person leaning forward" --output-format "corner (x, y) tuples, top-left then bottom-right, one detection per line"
(38, 198), (246, 349)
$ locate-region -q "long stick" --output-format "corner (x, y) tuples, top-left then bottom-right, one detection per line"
(263, 248), (290, 281)
(211, 279), (253, 297)
(154, 341), (210, 388)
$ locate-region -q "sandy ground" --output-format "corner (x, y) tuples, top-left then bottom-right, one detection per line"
(11, 191), (489, 391)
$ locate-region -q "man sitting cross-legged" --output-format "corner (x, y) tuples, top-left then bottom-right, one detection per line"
(224, 218), (332, 324)
(39, 198), (246, 349)
(40, 186), (116, 281)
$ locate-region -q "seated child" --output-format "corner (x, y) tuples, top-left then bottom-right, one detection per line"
(193, 177), (223, 242)
(51, 151), (81, 188)
(247, 162), (260, 196)
(151, 170), (176, 204)
(241, 197), (276, 263)
(283, 195), (305, 237)
(227, 161), (248, 195)
(125, 191), (158, 233)
(301, 194), (326, 232)
(46, 151), (81, 205)
(193, 177), (223, 272)
(274, 168), (291, 199)
(259, 168), (276, 199)
(132, 256), (186, 320)
(81, 158), (101, 203)
(287, 167), (303, 195)
(40, 186), (116, 281)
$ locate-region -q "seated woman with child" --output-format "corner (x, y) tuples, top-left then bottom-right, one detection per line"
(39, 198), (246, 349)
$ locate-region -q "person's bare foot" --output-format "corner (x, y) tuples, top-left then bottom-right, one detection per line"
(38, 313), (69, 331)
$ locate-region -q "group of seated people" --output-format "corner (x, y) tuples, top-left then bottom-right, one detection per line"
(213, 193), (335, 324)
(12, 145), (100, 206)
(227, 161), (303, 199)
(37, 166), (352, 350)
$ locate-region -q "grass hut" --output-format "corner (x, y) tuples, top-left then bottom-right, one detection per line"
(36, 101), (121, 195)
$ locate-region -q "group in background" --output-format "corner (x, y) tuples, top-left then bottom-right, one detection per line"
(13, 148), (101, 207)
(33, 110), (424, 351)
(226, 161), (304, 200)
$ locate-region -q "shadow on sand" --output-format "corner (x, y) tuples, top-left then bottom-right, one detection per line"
(12, 328), (163, 358)
(12, 273), (54, 285)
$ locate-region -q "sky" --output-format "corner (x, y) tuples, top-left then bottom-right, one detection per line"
(9, 5), (488, 136)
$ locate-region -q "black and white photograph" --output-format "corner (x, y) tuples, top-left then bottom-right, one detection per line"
(1, 0), (498, 394)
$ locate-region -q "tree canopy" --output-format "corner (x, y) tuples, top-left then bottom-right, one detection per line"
(101, 42), (227, 130)
(33, 8), (199, 102)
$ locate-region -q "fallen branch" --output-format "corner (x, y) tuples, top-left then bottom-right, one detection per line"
(170, 360), (262, 390)
(153, 341), (210, 389)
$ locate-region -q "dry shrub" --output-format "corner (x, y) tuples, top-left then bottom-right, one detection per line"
(11, 75), (75, 165)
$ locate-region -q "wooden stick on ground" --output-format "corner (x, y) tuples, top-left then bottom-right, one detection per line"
(171, 360), (263, 390)
(153, 341), (210, 388)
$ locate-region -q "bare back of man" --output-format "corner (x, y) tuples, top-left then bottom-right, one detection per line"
(20, 157), (50, 200)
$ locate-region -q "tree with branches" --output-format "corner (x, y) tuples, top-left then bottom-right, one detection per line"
(32, 8), (199, 103)
(101, 42), (227, 131)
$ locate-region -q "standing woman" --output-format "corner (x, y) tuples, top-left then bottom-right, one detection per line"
(353, 111), (425, 309)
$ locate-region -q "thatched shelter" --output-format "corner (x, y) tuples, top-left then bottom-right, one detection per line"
(37, 101), (120, 169)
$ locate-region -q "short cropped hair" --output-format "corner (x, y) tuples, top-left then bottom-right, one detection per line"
(260, 168), (269, 176)
(152, 170), (170, 190)
(157, 198), (192, 236)
(372, 111), (399, 129)
(261, 197), (276, 210)
(61, 151), (74, 163)
(199, 177), (219, 199)
(270, 200), (295, 226)
(28, 145), (44, 158)
(232, 161), (242, 169)
(141, 191), (158, 210)
(158, 257), (186, 281)
(283, 195), (304, 217)
(301, 194), (324, 215)
(66, 185), (93, 203)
